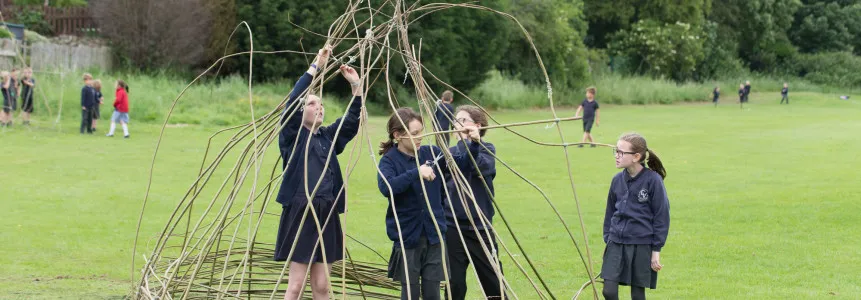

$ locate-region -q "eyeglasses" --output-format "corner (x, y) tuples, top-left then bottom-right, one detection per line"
(455, 118), (474, 124)
(612, 147), (637, 158)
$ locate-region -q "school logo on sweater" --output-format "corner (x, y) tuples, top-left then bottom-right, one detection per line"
(637, 189), (649, 202)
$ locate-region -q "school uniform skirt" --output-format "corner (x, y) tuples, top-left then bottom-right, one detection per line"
(600, 241), (658, 289)
(274, 200), (343, 264)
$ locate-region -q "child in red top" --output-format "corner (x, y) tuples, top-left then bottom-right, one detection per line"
(107, 80), (130, 138)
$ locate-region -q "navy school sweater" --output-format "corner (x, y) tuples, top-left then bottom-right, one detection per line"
(275, 72), (363, 213)
(378, 142), (480, 248)
(603, 167), (670, 252)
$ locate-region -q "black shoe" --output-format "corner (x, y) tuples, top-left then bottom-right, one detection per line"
(577, 144), (584, 148)
(590, 144), (597, 148)
(124, 135), (130, 139)
(92, 127), (97, 132)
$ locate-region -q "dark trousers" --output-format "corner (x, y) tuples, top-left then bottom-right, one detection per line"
(81, 108), (93, 133)
(780, 95), (789, 104)
(446, 228), (505, 300)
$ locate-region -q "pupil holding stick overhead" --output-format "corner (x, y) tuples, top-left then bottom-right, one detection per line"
(273, 45), (365, 300)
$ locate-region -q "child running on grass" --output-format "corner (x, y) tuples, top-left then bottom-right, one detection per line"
(107, 80), (131, 138)
(780, 82), (789, 104)
(601, 133), (670, 300)
(378, 107), (481, 300)
(574, 86), (600, 147)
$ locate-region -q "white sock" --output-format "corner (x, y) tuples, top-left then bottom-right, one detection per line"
(122, 123), (129, 136)
(108, 123), (116, 135)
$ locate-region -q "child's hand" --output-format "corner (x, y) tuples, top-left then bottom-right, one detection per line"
(315, 45), (333, 67)
(651, 251), (663, 272)
(462, 125), (480, 142)
(419, 165), (436, 181)
(340, 65), (361, 85)
(596, 120), (600, 127)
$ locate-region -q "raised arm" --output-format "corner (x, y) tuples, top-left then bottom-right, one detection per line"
(279, 47), (331, 156)
(323, 65), (364, 154)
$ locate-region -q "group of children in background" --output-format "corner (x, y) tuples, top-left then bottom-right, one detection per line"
(0, 68), (131, 137)
(273, 46), (670, 300)
(1, 68), (36, 127)
(711, 81), (791, 106)
(79, 73), (131, 138)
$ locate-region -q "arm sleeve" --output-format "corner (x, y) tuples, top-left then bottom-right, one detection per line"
(649, 178), (670, 252)
(377, 156), (420, 198)
(603, 179), (616, 243)
(278, 72), (314, 158)
(324, 95), (363, 154)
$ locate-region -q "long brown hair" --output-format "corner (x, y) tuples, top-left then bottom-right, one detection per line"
(117, 79), (129, 93)
(379, 107), (423, 155)
(619, 133), (667, 179)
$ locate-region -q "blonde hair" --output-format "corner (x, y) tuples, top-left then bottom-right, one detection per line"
(441, 90), (454, 102)
(92, 79), (102, 91)
(83, 73), (93, 80)
(586, 86), (597, 95)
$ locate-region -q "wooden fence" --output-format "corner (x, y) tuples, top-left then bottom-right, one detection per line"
(0, 5), (96, 36)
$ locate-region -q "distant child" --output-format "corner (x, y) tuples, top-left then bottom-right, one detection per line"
(434, 90), (456, 146)
(743, 80), (751, 103)
(1, 71), (12, 127)
(602, 133), (670, 300)
(780, 83), (789, 105)
(80, 73), (96, 134)
(737, 84), (745, 104)
(574, 86), (600, 147)
(91, 79), (104, 131)
(107, 80), (130, 138)
(712, 86), (720, 107)
(20, 68), (35, 126)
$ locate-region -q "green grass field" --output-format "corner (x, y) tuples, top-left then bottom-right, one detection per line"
(2, 91), (860, 299)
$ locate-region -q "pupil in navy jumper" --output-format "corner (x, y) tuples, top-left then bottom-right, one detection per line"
(20, 68), (36, 125)
(712, 86), (720, 107)
(737, 83), (745, 104)
(273, 46), (365, 300)
(601, 133), (670, 300)
(80, 73), (96, 134)
(434, 90), (456, 146)
(377, 107), (482, 300)
(1, 71), (13, 127)
(575, 86), (600, 148)
(443, 105), (507, 300)
(779, 82), (789, 104)
(743, 80), (751, 103)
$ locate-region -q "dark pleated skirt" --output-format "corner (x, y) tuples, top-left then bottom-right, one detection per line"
(600, 241), (658, 289)
(274, 200), (343, 264)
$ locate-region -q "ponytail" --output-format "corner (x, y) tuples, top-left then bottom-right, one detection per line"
(645, 149), (667, 179)
(381, 107), (423, 155)
(379, 138), (395, 155)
